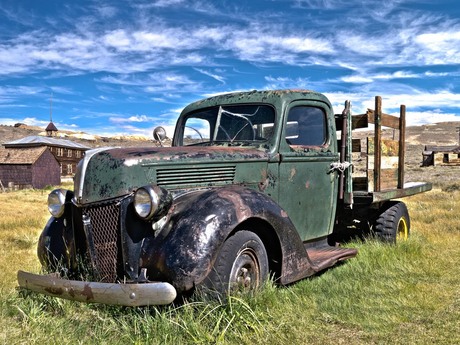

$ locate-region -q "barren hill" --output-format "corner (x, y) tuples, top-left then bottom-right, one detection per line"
(1, 121), (459, 188)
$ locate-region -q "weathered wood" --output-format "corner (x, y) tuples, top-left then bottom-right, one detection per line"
(374, 96), (382, 192)
(335, 114), (369, 130)
(352, 176), (368, 191)
(367, 109), (400, 129)
(368, 169), (398, 191)
(368, 156), (399, 169)
(398, 105), (406, 188)
(338, 138), (361, 152)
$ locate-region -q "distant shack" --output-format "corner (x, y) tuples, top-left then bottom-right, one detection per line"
(0, 147), (60, 189)
(422, 145), (460, 166)
(4, 135), (90, 177)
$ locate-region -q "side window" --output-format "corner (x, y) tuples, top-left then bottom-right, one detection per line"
(286, 106), (327, 147)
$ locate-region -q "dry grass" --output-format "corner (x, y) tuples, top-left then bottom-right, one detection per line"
(0, 186), (459, 344)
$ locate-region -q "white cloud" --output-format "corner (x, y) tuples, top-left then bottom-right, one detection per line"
(110, 114), (153, 124)
(405, 110), (460, 126)
(264, 76), (312, 90)
(194, 68), (225, 84)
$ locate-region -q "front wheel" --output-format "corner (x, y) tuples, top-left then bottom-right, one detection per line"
(373, 202), (410, 244)
(203, 230), (268, 297)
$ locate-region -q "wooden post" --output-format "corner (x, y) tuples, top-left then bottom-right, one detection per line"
(398, 105), (406, 189)
(374, 96), (382, 192)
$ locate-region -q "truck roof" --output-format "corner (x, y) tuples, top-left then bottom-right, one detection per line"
(182, 89), (331, 114)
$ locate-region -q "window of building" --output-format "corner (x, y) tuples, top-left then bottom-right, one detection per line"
(67, 164), (73, 174)
(67, 149), (72, 157)
(76, 150), (81, 158)
(56, 147), (63, 156)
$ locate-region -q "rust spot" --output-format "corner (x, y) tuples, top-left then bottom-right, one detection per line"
(305, 181), (310, 189)
(82, 284), (94, 301)
(45, 287), (64, 295)
(289, 168), (296, 182)
(281, 210), (288, 218)
(259, 169), (268, 191)
(218, 189), (252, 222)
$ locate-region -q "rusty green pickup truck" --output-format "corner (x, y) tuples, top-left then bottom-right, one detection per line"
(18, 90), (431, 306)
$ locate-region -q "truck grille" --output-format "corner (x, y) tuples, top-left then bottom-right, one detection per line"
(156, 165), (235, 187)
(84, 203), (120, 283)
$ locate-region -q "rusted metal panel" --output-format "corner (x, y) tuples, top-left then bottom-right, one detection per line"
(306, 246), (357, 272)
(76, 147), (271, 205)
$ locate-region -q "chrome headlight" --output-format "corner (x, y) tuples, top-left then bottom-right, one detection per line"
(48, 189), (67, 218)
(133, 185), (172, 221)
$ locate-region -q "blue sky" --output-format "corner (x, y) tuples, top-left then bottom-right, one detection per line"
(0, 0), (459, 138)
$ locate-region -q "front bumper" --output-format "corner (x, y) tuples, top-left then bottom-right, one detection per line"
(17, 270), (177, 306)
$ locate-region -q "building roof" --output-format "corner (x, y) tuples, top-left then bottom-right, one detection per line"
(0, 147), (50, 164)
(424, 145), (460, 154)
(4, 135), (90, 150)
(45, 121), (58, 132)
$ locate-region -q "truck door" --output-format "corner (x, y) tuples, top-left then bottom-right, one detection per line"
(278, 102), (339, 242)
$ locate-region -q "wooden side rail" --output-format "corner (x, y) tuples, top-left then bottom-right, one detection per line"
(336, 96), (406, 193)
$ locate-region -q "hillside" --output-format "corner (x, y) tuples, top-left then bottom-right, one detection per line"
(1, 121), (459, 187)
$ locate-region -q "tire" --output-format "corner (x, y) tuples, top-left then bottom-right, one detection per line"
(202, 230), (269, 297)
(373, 202), (410, 244)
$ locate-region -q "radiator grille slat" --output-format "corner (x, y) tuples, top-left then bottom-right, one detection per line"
(157, 166), (235, 187)
(85, 203), (119, 283)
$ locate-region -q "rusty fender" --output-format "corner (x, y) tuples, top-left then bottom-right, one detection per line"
(140, 185), (313, 293)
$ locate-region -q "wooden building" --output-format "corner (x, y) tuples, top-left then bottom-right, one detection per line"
(422, 145), (460, 166)
(4, 136), (90, 177)
(0, 147), (60, 189)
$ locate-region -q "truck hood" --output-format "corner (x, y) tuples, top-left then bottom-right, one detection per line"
(74, 146), (271, 205)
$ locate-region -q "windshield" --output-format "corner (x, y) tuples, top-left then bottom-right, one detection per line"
(179, 104), (275, 146)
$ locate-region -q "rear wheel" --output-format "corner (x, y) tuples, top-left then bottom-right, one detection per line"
(203, 230), (268, 297)
(373, 202), (410, 243)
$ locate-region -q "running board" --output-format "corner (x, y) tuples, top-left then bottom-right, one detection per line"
(306, 246), (358, 273)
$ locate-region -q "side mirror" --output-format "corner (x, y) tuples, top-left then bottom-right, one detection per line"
(153, 126), (167, 146)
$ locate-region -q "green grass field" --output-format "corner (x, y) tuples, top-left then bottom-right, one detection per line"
(1, 186), (459, 344)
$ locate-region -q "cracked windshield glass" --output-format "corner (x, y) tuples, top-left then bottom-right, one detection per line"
(181, 104), (275, 146)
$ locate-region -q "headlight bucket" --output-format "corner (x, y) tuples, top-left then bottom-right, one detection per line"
(133, 185), (172, 221)
(47, 189), (67, 218)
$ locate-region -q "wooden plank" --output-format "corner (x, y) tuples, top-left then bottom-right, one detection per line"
(338, 138), (361, 152)
(352, 177), (368, 191)
(367, 169), (398, 191)
(335, 114), (369, 130)
(367, 109), (400, 129)
(398, 105), (406, 188)
(351, 114), (369, 129)
(368, 156), (399, 170)
(373, 97), (382, 192)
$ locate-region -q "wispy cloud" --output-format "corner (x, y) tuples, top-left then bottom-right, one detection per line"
(0, 0), (458, 135)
